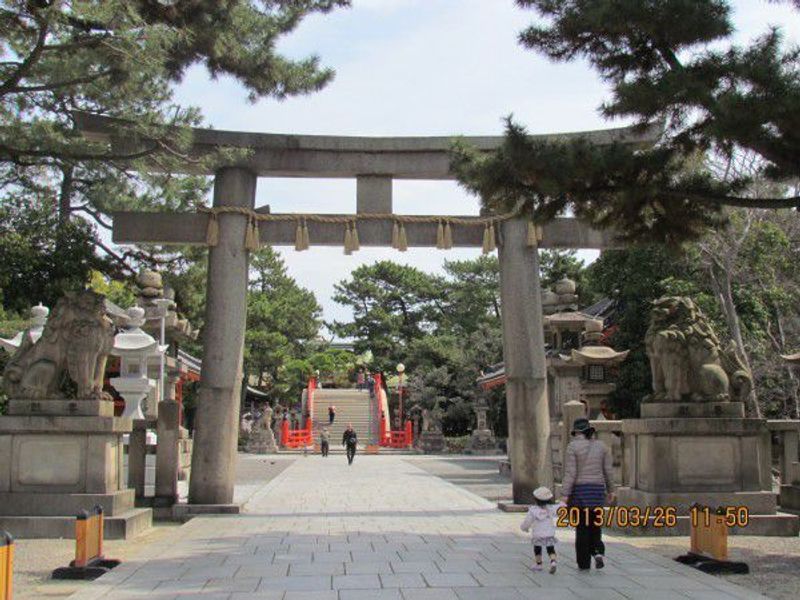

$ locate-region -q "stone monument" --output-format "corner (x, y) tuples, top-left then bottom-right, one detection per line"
(272, 404), (286, 446)
(0, 290), (151, 538)
(420, 403), (445, 453)
(617, 296), (798, 535)
(466, 397), (497, 453)
(247, 405), (278, 454)
(778, 353), (800, 510)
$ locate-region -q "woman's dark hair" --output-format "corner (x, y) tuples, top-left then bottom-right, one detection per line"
(534, 497), (552, 507)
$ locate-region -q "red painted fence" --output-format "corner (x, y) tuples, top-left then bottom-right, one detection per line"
(281, 377), (316, 449)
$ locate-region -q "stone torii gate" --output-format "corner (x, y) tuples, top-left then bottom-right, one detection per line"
(77, 113), (656, 506)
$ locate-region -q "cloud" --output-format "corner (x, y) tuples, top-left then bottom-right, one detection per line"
(168, 0), (798, 328)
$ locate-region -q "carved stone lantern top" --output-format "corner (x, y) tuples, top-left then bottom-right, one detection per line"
(112, 307), (166, 381)
(0, 303), (49, 353)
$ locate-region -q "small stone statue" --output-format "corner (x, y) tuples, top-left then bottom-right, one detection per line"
(419, 402), (445, 453)
(421, 408), (431, 432)
(247, 404), (278, 454)
(255, 405), (273, 430)
(430, 402), (444, 432)
(644, 296), (752, 403)
(3, 290), (114, 400)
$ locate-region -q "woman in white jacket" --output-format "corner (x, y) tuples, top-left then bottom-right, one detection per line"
(521, 486), (562, 574)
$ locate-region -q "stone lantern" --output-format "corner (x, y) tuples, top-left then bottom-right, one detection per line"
(0, 303), (48, 353)
(466, 396), (497, 453)
(111, 307), (165, 419)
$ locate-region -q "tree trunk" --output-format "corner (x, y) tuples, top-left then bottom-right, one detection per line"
(58, 164), (74, 224)
(773, 303), (800, 418)
(714, 267), (761, 418)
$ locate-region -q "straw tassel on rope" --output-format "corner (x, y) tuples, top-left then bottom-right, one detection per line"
(295, 220), (303, 251)
(526, 220), (536, 247)
(436, 220), (445, 249)
(392, 221), (400, 249)
(443, 220), (453, 249)
(351, 220), (360, 251)
(397, 223), (408, 252)
(482, 221), (497, 254)
(206, 212), (219, 247)
(295, 219), (310, 251)
(244, 215), (260, 251)
(526, 220), (544, 246)
(343, 222), (354, 255)
(301, 218), (310, 250)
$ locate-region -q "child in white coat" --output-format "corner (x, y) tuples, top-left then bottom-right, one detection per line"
(520, 486), (562, 574)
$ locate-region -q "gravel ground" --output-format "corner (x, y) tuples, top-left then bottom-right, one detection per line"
(10, 453), (295, 599)
(622, 536), (800, 600)
(408, 455), (800, 600)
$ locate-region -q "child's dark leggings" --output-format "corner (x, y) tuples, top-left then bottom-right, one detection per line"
(533, 545), (556, 558)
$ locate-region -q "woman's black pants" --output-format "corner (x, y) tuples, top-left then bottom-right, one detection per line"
(575, 511), (605, 569)
(321, 441), (329, 456)
(346, 443), (356, 464)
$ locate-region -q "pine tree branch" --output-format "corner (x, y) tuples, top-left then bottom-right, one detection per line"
(11, 69), (115, 94)
(73, 205), (113, 230)
(0, 13), (48, 96)
(661, 190), (800, 209)
(93, 239), (136, 275)
(0, 140), (159, 163)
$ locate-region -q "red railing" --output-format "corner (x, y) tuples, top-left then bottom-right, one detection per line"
(281, 377), (316, 449)
(372, 373), (413, 448)
(380, 414), (414, 448)
(281, 419), (313, 448)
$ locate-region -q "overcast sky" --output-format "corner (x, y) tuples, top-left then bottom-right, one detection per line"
(171, 0), (800, 331)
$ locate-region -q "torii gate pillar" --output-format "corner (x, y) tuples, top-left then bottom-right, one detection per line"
(188, 167), (256, 505)
(499, 218), (553, 504)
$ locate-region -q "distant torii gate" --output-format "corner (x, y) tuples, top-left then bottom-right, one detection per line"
(77, 113), (656, 506)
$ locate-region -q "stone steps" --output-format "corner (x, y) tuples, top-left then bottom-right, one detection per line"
(311, 388), (379, 443)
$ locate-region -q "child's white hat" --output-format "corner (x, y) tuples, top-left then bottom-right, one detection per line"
(533, 486), (553, 502)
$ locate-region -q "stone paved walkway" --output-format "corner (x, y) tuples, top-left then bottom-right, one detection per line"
(69, 456), (767, 600)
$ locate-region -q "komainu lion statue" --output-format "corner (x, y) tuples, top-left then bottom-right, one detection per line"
(644, 296), (752, 403)
(3, 290), (114, 400)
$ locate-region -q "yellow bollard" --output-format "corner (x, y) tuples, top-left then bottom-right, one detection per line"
(0, 531), (13, 600)
(52, 506), (120, 580)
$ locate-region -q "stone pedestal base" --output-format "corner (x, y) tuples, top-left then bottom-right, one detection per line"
(420, 431), (445, 454)
(247, 428), (278, 454)
(465, 429), (498, 454)
(780, 484), (800, 511)
(640, 401), (745, 419)
(0, 400), (152, 539)
(619, 408), (799, 536)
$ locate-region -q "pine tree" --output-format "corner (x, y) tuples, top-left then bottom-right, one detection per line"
(451, 0), (800, 245)
(0, 1), (349, 276)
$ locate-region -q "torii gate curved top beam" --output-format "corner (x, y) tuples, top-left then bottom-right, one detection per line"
(74, 112), (660, 180)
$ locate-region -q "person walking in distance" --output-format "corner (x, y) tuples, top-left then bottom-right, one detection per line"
(320, 427), (330, 457)
(356, 369), (365, 390)
(342, 423), (358, 465)
(328, 405), (336, 425)
(561, 417), (615, 571)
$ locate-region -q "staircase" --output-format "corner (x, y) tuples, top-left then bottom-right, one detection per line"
(308, 388), (379, 446)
